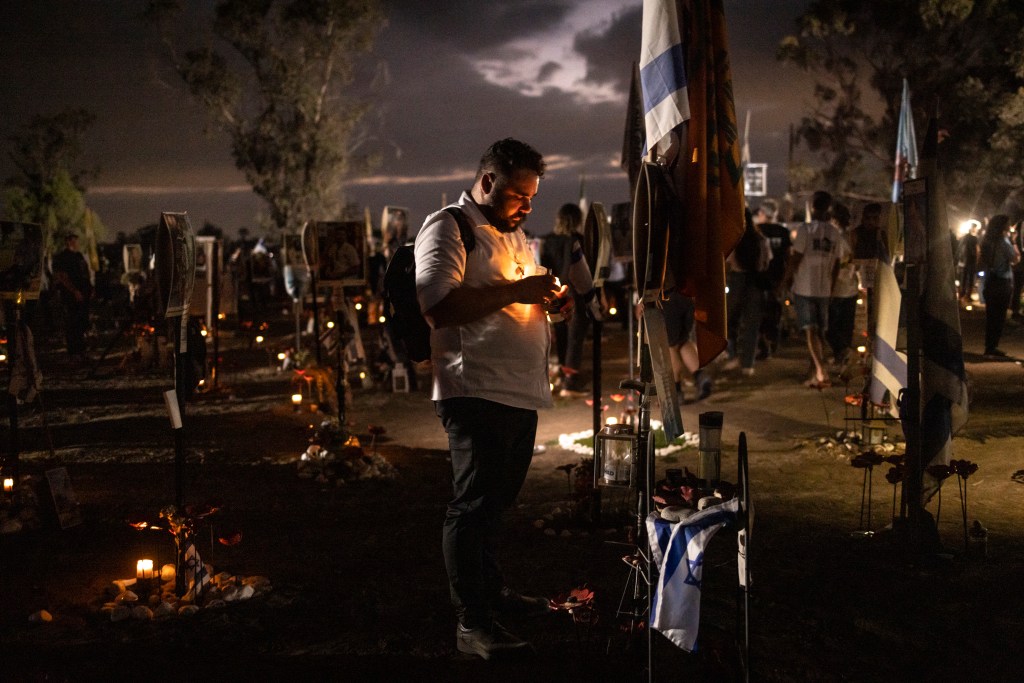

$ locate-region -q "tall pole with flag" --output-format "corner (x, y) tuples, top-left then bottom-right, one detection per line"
(635, 0), (745, 673)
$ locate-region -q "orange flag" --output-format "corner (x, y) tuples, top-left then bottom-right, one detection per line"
(667, 0), (745, 367)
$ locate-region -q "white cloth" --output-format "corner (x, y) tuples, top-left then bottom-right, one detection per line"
(646, 497), (741, 652)
(640, 0), (689, 156)
(415, 192), (552, 410)
(791, 220), (850, 298)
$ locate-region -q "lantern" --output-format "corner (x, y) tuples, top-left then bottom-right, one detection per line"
(595, 424), (636, 487)
(862, 419), (886, 446)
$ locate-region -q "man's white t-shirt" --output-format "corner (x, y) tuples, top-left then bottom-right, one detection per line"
(415, 192), (552, 410)
(791, 219), (850, 298)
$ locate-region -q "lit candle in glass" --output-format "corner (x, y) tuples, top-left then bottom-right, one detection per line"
(3, 477), (13, 493)
(136, 559), (155, 580)
(291, 393), (303, 411)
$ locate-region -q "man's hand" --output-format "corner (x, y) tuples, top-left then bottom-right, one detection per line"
(513, 273), (563, 305)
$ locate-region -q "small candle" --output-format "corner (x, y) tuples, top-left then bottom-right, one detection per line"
(3, 478), (13, 493)
(136, 559), (155, 580)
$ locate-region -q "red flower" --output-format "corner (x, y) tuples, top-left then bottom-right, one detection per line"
(951, 459), (979, 479)
(610, 393), (626, 403)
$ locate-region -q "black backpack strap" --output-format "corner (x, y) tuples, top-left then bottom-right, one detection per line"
(444, 206), (476, 254)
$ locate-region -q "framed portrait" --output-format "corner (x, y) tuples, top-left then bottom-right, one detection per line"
(316, 220), (366, 286)
(156, 212), (197, 318)
(0, 221), (44, 299)
(744, 163), (768, 197)
(190, 236), (220, 327)
(123, 243), (144, 274)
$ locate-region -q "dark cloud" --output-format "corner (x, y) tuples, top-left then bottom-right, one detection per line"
(574, 6), (642, 93)
(536, 61), (563, 84)
(383, 0), (574, 53)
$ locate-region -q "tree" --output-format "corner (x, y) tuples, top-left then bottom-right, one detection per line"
(146, 0), (387, 236)
(778, 0), (1024, 217)
(2, 108), (105, 255)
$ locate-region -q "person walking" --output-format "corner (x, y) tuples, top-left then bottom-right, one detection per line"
(724, 208), (770, 375)
(979, 214), (1019, 358)
(782, 190), (849, 388)
(415, 138), (560, 659)
(825, 202), (858, 366)
(754, 199), (792, 360)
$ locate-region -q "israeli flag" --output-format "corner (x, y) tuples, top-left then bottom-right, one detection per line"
(640, 0), (690, 156)
(647, 497), (740, 651)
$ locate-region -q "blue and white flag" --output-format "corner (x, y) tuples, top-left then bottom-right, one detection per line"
(647, 497), (740, 651)
(892, 78), (918, 204)
(640, 0), (690, 156)
(182, 541), (211, 601)
(869, 260), (907, 417)
(918, 116), (968, 501)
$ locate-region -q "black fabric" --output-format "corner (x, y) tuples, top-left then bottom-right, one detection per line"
(382, 207), (475, 362)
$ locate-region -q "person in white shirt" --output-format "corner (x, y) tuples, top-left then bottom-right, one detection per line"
(782, 190), (850, 388)
(415, 138), (563, 659)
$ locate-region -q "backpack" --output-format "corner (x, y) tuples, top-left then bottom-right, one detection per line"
(382, 206), (476, 363)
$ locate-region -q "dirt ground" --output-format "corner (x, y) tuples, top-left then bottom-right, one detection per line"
(1, 297), (1023, 682)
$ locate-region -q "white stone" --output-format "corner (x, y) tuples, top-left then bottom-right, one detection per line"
(178, 605), (200, 617)
(28, 609), (52, 623)
(560, 530), (572, 538)
(115, 590), (139, 604)
(205, 598), (226, 609)
(221, 586), (240, 602)
(111, 605), (131, 622)
(533, 519), (545, 528)
(241, 575), (270, 590)
(160, 564), (176, 581)
(214, 571), (234, 586)
(544, 528), (556, 536)
(236, 585), (255, 601)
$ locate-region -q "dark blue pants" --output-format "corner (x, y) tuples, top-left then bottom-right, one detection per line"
(435, 397), (537, 628)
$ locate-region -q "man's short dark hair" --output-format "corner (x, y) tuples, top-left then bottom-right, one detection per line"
(476, 138), (545, 182)
(862, 202), (882, 219)
(811, 190), (832, 216)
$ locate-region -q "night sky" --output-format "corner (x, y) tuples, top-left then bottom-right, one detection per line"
(0, 0), (813, 239)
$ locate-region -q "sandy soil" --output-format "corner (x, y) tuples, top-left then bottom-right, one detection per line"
(1, 299), (1023, 682)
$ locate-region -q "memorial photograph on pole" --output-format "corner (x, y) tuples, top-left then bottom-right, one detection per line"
(155, 212), (197, 319)
(316, 220), (366, 286)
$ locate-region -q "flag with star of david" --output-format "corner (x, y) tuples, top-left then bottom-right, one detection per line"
(646, 497), (740, 651)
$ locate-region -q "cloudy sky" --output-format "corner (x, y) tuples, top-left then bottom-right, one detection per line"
(0, 0), (814, 239)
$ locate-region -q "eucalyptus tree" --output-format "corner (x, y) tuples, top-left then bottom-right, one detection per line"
(147, 0), (387, 235)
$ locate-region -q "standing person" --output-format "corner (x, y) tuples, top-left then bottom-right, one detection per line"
(723, 208), (770, 375)
(782, 190), (849, 388)
(957, 223), (980, 304)
(540, 203), (588, 396)
(1010, 221), (1024, 322)
(979, 214), (1019, 358)
(50, 232), (93, 361)
(754, 199), (792, 360)
(850, 202), (887, 339)
(825, 202), (858, 366)
(415, 138), (561, 659)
